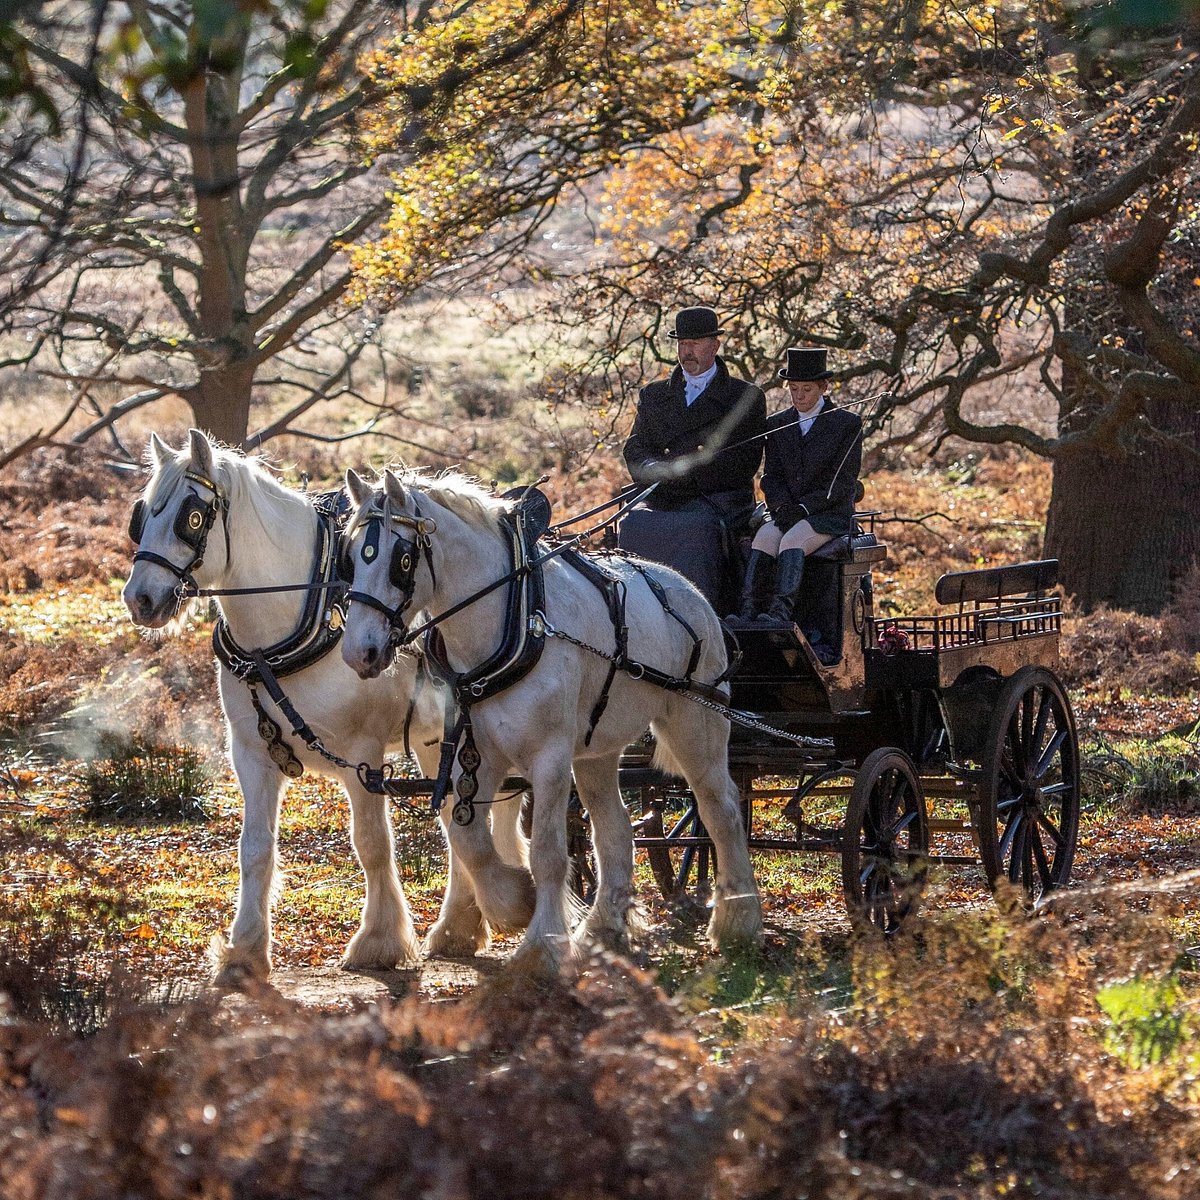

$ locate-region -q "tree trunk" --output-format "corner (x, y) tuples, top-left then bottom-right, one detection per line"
(187, 365), (256, 449)
(1045, 396), (1200, 614)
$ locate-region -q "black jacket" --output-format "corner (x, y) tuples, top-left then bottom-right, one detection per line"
(761, 400), (863, 537)
(623, 358), (766, 511)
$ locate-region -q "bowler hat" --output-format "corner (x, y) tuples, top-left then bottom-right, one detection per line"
(668, 306), (724, 340)
(779, 347), (833, 381)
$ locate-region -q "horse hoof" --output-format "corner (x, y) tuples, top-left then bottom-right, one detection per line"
(574, 923), (631, 956)
(707, 893), (764, 952)
(209, 935), (271, 986)
(342, 926), (420, 970)
(424, 920), (489, 958)
(477, 864), (536, 934)
(508, 934), (571, 978)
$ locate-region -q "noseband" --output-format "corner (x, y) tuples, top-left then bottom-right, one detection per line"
(129, 468), (229, 593)
(343, 503), (437, 639)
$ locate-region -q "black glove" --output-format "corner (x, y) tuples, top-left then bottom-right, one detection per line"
(774, 503), (802, 533)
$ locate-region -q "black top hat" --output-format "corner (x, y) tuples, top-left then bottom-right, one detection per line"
(668, 306), (724, 340)
(779, 347), (833, 381)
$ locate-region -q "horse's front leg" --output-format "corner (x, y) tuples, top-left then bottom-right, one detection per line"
(341, 773), (421, 969)
(511, 749), (575, 976)
(212, 735), (289, 983)
(430, 757), (536, 955)
(425, 806), (490, 957)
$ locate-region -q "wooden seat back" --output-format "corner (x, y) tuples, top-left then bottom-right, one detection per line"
(935, 559), (1058, 607)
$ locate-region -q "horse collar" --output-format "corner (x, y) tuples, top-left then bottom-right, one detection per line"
(213, 509), (349, 683)
(421, 506), (548, 821)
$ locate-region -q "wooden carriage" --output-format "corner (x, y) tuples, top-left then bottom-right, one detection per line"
(617, 518), (1080, 931)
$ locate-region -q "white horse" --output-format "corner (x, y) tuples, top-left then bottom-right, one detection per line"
(340, 466), (762, 973)
(121, 430), (534, 981)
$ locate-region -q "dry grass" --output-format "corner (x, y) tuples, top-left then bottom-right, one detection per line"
(1, 894), (1199, 1199)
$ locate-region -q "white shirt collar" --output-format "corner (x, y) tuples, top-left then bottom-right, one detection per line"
(682, 362), (718, 406)
(797, 397), (825, 434)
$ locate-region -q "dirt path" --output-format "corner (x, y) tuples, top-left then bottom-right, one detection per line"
(265, 952), (508, 1008)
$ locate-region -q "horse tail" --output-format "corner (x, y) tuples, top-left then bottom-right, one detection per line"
(694, 604), (730, 689)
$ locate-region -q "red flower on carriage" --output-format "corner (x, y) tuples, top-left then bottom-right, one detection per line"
(877, 620), (912, 655)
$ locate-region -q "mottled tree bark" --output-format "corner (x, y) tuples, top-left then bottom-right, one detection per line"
(1046, 395), (1200, 613)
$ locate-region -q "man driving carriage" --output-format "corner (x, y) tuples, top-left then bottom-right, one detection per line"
(617, 306), (767, 607)
(734, 347), (864, 644)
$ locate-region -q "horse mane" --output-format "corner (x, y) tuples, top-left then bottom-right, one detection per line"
(392, 466), (513, 533)
(218, 449), (313, 534)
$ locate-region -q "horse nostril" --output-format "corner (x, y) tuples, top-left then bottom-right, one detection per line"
(363, 644), (379, 667)
(136, 591), (153, 615)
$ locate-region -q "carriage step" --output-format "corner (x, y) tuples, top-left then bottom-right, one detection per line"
(943, 761), (982, 782)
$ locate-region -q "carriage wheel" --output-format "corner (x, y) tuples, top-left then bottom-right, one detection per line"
(841, 748), (929, 933)
(566, 790), (597, 906)
(641, 792), (713, 908)
(976, 666), (1080, 901)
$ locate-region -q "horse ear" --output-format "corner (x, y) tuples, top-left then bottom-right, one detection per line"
(149, 432), (173, 467)
(382, 469), (407, 507)
(188, 428), (215, 479)
(345, 468), (372, 508)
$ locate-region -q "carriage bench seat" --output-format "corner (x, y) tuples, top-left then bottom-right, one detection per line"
(811, 531), (887, 565)
(935, 558), (1058, 606)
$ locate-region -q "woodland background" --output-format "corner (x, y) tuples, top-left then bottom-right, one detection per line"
(1, 2), (1200, 1197)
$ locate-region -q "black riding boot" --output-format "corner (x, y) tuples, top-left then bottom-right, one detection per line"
(728, 549), (775, 622)
(757, 549), (806, 627)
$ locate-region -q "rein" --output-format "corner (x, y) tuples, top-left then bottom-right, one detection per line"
(389, 482), (659, 649)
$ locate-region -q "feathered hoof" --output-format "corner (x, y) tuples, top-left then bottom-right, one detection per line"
(342, 923), (420, 970)
(209, 934), (271, 986)
(424, 914), (490, 959)
(707, 892), (764, 952)
(574, 895), (639, 954)
(477, 863), (537, 935)
(507, 933), (571, 979)
(573, 921), (632, 957)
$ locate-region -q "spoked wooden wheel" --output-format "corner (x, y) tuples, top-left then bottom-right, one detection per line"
(566, 791), (597, 906)
(976, 666), (1079, 901)
(842, 748), (929, 933)
(641, 792), (714, 906)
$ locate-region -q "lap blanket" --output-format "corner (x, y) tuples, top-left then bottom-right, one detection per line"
(617, 502), (726, 609)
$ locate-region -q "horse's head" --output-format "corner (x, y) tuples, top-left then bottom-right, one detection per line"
(122, 428), (229, 628)
(340, 467), (438, 679)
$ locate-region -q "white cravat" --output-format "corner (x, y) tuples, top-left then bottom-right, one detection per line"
(798, 397), (825, 435)
(682, 363), (717, 406)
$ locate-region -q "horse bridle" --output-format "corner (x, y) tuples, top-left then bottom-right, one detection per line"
(342, 500), (437, 639)
(128, 468), (229, 593)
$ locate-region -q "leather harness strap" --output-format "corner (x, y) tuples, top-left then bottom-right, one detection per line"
(212, 506), (348, 685)
(422, 503), (548, 825)
(558, 548), (714, 745)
